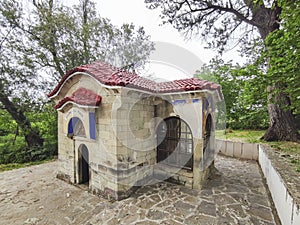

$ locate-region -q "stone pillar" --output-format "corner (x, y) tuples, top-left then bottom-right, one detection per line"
(192, 138), (203, 189)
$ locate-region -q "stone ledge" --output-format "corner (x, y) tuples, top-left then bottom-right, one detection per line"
(217, 139), (259, 160)
(91, 174), (153, 201)
(259, 145), (300, 225)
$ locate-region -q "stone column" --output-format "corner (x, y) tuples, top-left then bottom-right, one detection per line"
(192, 138), (203, 189)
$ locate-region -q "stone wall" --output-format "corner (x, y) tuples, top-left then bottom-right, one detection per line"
(259, 145), (300, 225)
(55, 76), (121, 196)
(113, 90), (157, 198)
(216, 139), (259, 160)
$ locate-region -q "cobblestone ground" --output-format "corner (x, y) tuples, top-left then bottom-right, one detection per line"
(0, 156), (278, 225)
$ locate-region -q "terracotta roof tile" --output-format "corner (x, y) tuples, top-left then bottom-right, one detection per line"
(54, 87), (102, 109)
(48, 61), (222, 98)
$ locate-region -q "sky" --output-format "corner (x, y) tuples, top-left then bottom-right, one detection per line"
(70, 0), (245, 81)
(95, 0), (245, 80)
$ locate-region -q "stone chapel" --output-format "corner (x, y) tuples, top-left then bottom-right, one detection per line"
(48, 61), (223, 200)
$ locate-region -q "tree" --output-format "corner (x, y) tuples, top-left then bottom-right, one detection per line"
(145, 0), (299, 142)
(0, 0), (154, 150)
(0, 0), (44, 148)
(196, 58), (268, 130)
(264, 0), (300, 135)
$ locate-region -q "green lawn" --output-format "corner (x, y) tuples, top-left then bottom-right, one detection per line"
(0, 157), (57, 172)
(217, 129), (265, 143)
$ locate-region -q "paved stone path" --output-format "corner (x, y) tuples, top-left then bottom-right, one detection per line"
(0, 156), (279, 225)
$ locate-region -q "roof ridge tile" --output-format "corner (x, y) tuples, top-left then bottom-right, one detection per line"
(49, 61), (222, 98)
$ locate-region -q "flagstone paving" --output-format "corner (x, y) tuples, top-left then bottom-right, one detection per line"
(0, 156), (279, 225)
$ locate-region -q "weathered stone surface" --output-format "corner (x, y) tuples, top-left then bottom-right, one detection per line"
(0, 155), (279, 225)
(197, 200), (217, 217)
(185, 214), (217, 225)
(146, 208), (169, 220)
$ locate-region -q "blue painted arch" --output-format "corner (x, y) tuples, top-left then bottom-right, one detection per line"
(68, 117), (86, 137)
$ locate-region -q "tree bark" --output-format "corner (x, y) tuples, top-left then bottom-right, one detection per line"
(253, 2), (300, 142)
(262, 85), (300, 142)
(0, 90), (44, 148)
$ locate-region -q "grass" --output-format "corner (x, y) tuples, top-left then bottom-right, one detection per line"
(268, 141), (300, 172)
(0, 157), (57, 172)
(217, 129), (265, 143)
(218, 129), (300, 172)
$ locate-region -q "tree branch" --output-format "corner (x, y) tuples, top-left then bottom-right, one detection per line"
(172, 1), (264, 30)
(0, 28), (14, 50)
(205, 1), (263, 29)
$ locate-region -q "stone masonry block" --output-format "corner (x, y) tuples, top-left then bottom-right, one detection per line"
(252, 144), (259, 160)
(242, 143), (255, 160)
(233, 142), (242, 158)
(226, 141), (234, 157)
(216, 139), (226, 154)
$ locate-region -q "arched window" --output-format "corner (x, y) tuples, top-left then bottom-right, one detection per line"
(157, 117), (193, 170)
(68, 117), (86, 138)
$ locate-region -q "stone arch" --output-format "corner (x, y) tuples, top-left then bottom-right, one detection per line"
(157, 116), (193, 170)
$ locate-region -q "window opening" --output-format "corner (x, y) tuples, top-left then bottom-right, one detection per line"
(68, 117), (86, 138)
(157, 117), (193, 170)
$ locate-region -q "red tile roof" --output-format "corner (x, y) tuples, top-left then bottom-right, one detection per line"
(54, 87), (101, 109)
(48, 61), (222, 98)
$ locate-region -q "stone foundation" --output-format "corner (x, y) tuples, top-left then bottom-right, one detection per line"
(56, 172), (71, 184)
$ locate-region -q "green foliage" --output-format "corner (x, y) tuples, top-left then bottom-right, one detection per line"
(196, 58), (269, 130)
(145, 0), (273, 53)
(0, 102), (57, 164)
(0, 0), (154, 163)
(146, 0), (300, 142)
(19, 0), (154, 79)
(264, 0), (300, 114)
(0, 110), (16, 135)
(0, 106), (57, 164)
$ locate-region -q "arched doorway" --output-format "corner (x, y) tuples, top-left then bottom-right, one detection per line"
(203, 114), (212, 153)
(78, 144), (89, 184)
(157, 117), (193, 170)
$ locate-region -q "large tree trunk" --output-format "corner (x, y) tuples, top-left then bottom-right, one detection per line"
(262, 85), (300, 142)
(253, 2), (300, 142)
(0, 90), (44, 148)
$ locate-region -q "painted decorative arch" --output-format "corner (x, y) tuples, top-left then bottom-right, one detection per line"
(67, 117), (86, 138)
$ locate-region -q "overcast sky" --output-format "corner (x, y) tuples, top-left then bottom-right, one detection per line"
(96, 0), (245, 80)
(65, 0), (244, 80)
